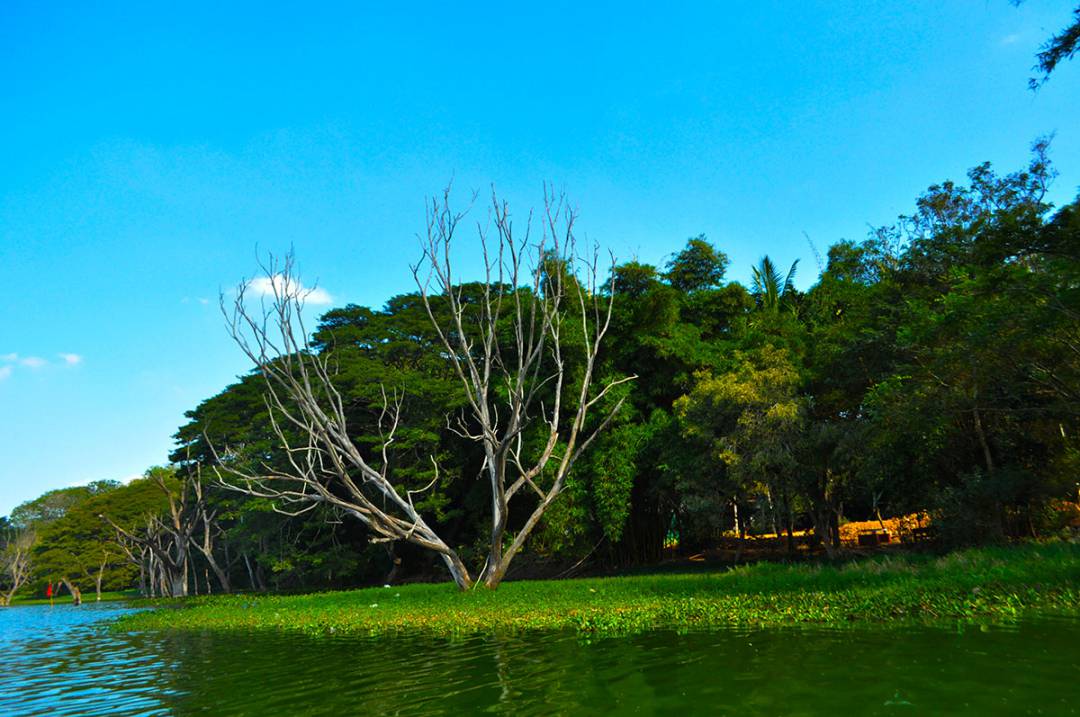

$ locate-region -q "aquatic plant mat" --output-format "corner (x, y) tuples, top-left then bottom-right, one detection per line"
(116, 543), (1080, 637)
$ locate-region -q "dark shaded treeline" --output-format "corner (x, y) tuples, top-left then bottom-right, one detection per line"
(3, 148), (1079, 598)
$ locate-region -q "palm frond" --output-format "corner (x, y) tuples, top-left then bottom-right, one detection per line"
(782, 259), (799, 295)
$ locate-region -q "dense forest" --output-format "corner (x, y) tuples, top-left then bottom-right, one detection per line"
(3, 148), (1080, 600)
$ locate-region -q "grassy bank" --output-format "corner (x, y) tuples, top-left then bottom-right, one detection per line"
(116, 542), (1080, 637)
(11, 590), (137, 607)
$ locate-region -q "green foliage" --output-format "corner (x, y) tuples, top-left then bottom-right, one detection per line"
(675, 345), (804, 523)
(9, 481), (120, 530)
(1030, 4), (1080, 87)
(750, 256), (799, 314)
(13, 148), (1080, 593)
(664, 236), (729, 293)
(33, 477), (167, 593)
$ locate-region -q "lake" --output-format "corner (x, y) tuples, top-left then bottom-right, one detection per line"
(1, 602), (1078, 715)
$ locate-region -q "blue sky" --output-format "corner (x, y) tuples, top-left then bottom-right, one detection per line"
(2, 1), (1079, 517)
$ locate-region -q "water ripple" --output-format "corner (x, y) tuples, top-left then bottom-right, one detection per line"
(2, 604), (1079, 715)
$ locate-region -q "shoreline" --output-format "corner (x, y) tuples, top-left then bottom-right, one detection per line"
(8, 591), (136, 607)
(114, 542), (1080, 637)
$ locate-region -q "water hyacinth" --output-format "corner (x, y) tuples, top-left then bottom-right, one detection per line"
(116, 543), (1080, 638)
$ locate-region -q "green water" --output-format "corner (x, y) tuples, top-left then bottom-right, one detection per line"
(1, 602), (1078, 715)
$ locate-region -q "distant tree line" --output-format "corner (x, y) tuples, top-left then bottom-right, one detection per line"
(3, 146), (1078, 600)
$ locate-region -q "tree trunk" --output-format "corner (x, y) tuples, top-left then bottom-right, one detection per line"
(973, 405), (995, 474)
(95, 559), (106, 601)
(207, 561), (230, 594)
(147, 552), (157, 597)
(255, 561), (267, 592)
(811, 507), (837, 559)
(733, 504), (747, 565)
(441, 552), (474, 590)
(243, 553), (258, 592)
(484, 477), (507, 588)
(168, 570), (186, 598)
(61, 578), (82, 606)
(781, 486), (794, 555)
(195, 529), (232, 593)
(175, 538), (190, 597)
(384, 544), (401, 585)
(972, 403), (1006, 540)
(766, 489), (779, 536)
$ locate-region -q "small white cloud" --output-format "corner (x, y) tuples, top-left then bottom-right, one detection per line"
(20, 356), (47, 368)
(198, 297), (210, 305)
(59, 353), (83, 366)
(1001, 33), (1021, 46)
(247, 274), (333, 306)
(0, 353), (17, 362)
(0, 366), (11, 380)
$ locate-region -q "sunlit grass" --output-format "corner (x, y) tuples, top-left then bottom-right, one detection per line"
(115, 542), (1080, 637)
(11, 590), (137, 606)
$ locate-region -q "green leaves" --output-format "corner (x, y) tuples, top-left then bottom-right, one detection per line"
(750, 256), (799, 314)
(664, 236), (730, 293)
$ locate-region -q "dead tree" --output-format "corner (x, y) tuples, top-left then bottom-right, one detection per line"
(1, 529), (34, 606)
(116, 535), (153, 597)
(190, 478), (235, 593)
(106, 514), (187, 597)
(215, 188), (630, 589)
(86, 548), (112, 601)
(215, 253), (476, 589)
(102, 469), (198, 597)
(413, 188), (632, 587)
(58, 577), (82, 606)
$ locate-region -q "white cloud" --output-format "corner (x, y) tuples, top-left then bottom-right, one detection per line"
(0, 352), (81, 378)
(1001, 33), (1021, 46)
(198, 297), (209, 305)
(247, 274), (333, 306)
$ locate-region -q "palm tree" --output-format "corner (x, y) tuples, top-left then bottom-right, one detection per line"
(751, 256), (799, 313)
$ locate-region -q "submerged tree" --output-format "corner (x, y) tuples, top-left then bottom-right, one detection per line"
(214, 188), (630, 589)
